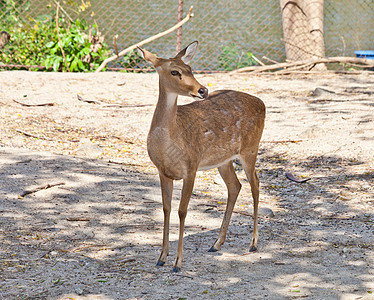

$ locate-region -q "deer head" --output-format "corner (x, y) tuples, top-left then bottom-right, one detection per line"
(138, 41), (208, 100)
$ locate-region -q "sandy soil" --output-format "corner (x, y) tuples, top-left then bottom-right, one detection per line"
(0, 70), (373, 300)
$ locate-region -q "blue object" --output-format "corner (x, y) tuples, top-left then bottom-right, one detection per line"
(355, 50), (374, 60)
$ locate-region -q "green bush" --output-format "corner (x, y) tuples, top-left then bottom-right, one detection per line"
(43, 19), (110, 72)
(218, 43), (257, 71)
(118, 50), (144, 70)
(0, 1), (111, 72)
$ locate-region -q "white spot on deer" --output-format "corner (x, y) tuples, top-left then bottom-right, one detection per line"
(236, 120), (241, 129)
(204, 130), (214, 136)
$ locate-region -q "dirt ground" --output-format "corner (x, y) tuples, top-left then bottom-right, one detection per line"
(0, 70), (373, 300)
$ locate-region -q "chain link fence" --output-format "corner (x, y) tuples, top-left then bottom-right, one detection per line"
(1, 0), (373, 72)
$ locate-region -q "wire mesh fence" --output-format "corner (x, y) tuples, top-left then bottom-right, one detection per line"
(1, 0), (373, 72)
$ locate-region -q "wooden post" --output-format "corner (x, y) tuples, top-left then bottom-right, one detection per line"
(176, 0), (183, 54)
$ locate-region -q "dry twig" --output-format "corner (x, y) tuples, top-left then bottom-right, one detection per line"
(262, 56), (279, 64)
(113, 34), (119, 57)
(107, 160), (144, 167)
(251, 54), (265, 66)
(55, 2), (70, 72)
(77, 94), (101, 104)
(77, 94), (152, 108)
(15, 129), (53, 141)
(263, 140), (303, 144)
(102, 104), (153, 108)
(13, 100), (55, 107)
(14, 129), (78, 143)
(19, 182), (65, 198)
(66, 217), (90, 222)
(52, 0), (74, 22)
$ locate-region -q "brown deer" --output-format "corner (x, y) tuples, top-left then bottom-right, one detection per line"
(138, 41), (265, 272)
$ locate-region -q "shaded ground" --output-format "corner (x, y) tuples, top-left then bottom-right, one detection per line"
(0, 71), (373, 299)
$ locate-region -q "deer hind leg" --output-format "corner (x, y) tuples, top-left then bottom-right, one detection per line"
(209, 161), (241, 252)
(173, 172), (196, 273)
(157, 173), (173, 266)
(240, 152), (260, 252)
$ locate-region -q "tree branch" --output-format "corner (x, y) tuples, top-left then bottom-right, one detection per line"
(95, 6), (194, 73)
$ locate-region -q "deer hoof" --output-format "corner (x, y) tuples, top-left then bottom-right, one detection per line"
(156, 261), (165, 266)
(172, 266), (181, 273)
(208, 246), (218, 252)
(249, 246), (257, 252)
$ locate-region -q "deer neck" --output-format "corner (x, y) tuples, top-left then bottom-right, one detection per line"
(150, 82), (178, 131)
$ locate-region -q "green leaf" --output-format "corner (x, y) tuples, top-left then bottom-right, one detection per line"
(70, 57), (78, 71)
(45, 41), (55, 48)
(53, 59), (60, 72)
(44, 57), (51, 68)
(75, 35), (85, 44)
(81, 47), (90, 55)
(77, 59), (84, 70)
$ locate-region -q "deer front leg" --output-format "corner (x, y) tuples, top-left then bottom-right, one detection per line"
(157, 173), (173, 267)
(173, 173), (196, 273)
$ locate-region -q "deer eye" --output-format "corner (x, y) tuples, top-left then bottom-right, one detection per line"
(171, 70), (180, 76)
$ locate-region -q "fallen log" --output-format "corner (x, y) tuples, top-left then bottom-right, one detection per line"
(230, 57), (374, 74)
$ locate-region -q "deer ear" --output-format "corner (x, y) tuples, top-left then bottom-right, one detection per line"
(137, 47), (159, 66)
(175, 41), (198, 64)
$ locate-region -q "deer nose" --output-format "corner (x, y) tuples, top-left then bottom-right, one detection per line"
(198, 87), (208, 99)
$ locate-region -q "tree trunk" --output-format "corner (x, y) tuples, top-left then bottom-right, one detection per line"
(279, 0), (326, 70)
